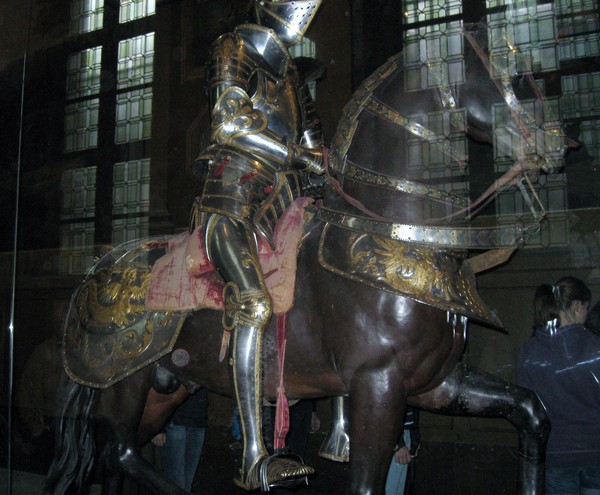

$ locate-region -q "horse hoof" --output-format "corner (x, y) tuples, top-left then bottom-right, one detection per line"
(234, 454), (314, 491)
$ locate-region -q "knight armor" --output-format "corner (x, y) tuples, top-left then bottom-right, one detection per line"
(255, 0), (322, 46)
(193, 1), (323, 491)
(197, 22), (324, 243)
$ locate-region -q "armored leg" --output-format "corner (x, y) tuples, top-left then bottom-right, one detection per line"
(319, 396), (350, 462)
(207, 215), (314, 491)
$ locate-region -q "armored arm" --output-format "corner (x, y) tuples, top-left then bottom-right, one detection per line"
(206, 33), (324, 174)
(296, 56), (325, 150)
(297, 59), (329, 195)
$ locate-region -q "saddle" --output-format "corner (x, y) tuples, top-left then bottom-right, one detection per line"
(145, 197), (315, 315)
(63, 197), (315, 388)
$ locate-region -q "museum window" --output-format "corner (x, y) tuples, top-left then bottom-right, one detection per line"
(401, 0), (470, 221)
(60, 0), (155, 274)
(401, 0), (599, 248)
(289, 37), (318, 99)
(59, 167), (98, 273)
(70, 0), (104, 35)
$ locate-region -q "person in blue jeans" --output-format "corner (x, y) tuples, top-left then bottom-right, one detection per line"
(386, 407), (420, 495)
(152, 388), (209, 491)
(517, 276), (600, 495)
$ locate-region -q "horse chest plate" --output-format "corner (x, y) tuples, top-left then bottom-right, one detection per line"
(318, 223), (503, 328)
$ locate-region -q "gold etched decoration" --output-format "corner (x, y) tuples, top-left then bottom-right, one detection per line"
(212, 87), (269, 145)
(218, 256), (271, 362)
(319, 223), (503, 328)
(77, 267), (150, 327)
(63, 238), (190, 388)
(222, 283), (271, 332)
(345, 163), (469, 208)
(358, 236), (464, 307)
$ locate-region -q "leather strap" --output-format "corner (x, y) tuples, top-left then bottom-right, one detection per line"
(316, 207), (537, 249)
(343, 161), (469, 208)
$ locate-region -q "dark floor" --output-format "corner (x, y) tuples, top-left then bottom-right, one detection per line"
(0, 468), (101, 495)
(192, 427), (519, 495)
(4, 426), (520, 494)
(190, 426), (349, 495)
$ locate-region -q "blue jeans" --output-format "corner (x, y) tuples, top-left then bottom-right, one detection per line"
(385, 430), (411, 495)
(546, 466), (600, 495)
(158, 424), (206, 491)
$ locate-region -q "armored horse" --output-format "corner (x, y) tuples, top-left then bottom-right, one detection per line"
(44, 25), (571, 495)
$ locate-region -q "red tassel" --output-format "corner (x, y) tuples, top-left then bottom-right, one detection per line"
(274, 313), (290, 451)
(240, 170), (257, 183)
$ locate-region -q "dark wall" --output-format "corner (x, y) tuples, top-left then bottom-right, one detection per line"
(350, 0), (403, 89)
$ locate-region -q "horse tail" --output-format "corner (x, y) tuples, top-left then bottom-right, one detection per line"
(43, 375), (98, 495)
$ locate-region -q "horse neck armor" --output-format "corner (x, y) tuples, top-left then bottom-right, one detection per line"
(325, 48), (544, 253)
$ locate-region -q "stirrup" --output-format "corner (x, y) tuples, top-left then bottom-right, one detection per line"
(234, 453), (314, 492)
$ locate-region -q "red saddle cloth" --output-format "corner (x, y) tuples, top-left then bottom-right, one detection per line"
(145, 197), (314, 314)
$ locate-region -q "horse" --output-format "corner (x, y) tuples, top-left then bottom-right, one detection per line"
(44, 24), (570, 495)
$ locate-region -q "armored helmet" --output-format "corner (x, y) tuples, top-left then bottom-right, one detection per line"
(254, 0), (322, 45)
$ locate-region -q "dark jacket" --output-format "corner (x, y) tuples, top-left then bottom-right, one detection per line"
(170, 388), (209, 428)
(517, 323), (600, 467)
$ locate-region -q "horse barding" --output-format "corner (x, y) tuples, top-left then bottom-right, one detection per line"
(44, 24), (571, 495)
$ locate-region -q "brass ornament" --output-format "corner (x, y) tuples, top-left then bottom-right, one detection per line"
(223, 281), (272, 331)
(352, 236), (463, 306)
(77, 267), (150, 328)
(212, 87), (269, 145)
(319, 223), (502, 328)
(63, 240), (189, 388)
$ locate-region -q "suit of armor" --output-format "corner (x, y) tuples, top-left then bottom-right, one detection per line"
(193, 1), (323, 490)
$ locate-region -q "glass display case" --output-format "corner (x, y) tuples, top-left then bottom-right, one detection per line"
(1, 0), (598, 493)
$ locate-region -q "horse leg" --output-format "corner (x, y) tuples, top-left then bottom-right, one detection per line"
(43, 377), (98, 495)
(319, 396), (350, 462)
(97, 436), (124, 495)
(412, 363), (550, 495)
(347, 369), (406, 495)
(98, 367), (191, 495)
(95, 379), (188, 495)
